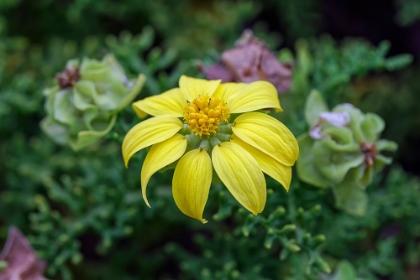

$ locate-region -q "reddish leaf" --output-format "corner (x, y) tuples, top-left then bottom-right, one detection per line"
(196, 61), (234, 82)
(222, 30), (293, 93)
(0, 227), (48, 280)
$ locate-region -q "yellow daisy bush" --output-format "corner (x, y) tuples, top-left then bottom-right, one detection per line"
(122, 76), (299, 223)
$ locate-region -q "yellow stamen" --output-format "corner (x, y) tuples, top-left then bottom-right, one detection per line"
(183, 96), (230, 136)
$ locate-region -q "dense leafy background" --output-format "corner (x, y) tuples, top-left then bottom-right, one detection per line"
(1, 0), (420, 279)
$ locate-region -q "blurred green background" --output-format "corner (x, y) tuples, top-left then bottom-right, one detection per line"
(1, 0), (420, 279)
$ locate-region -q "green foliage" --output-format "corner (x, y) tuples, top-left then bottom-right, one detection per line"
(323, 165), (420, 280)
(1, 0), (258, 58)
(327, 261), (358, 280)
(26, 143), (144, 278)
(165, 180), (330, 280)
(311, 38), (411, 96)
(396, 0), (420, 26)
(281, 36), (412, 113)
(265, 0), (320, 39)
(1, 1), (420, 280)
(105, 27), (196, 96)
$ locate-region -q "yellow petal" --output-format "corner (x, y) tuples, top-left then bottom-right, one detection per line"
(179, 75), (221, 101)
(212, 142), (266, 215)
(122, 116), (183, 167)
(232, 112), (299, 166)
(132, 88), (186, 119)
(141, 134), (187, 207)
(172, 149), (212, 223)
(212, 82), (246, 103)
(231, 135), (292, 191)
(228, 81), (283, 113)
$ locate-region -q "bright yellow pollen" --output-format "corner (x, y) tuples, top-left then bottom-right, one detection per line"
(183, 96), (230, 136)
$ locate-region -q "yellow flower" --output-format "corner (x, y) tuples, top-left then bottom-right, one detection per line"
(122, 76), (299, 223)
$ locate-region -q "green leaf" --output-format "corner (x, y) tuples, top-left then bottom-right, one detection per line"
(373, 155), (393, 173)
(80, 57), (109, 82)
(72, 114), (117, 151)
(352, 164), (373, 189)
(82, 107), (100, 130)
(333, 104), (364, 141)
(296, 134), (331, 188)
(331, 261), (358, 280)
(73, 82), (96, 111)
(321, 127), (358, 151)
(333, 170), (368, 216)
(98, 81), (127, 111)
(114, 74), (146, 112)
(103, 54), (126, 78)
(53, 90), (76, 125)
(376, 41), (390, 57)
(40, 117), (70, 145)
(311, 127), (363, 184)
(296, 39), (312, 76)
(376, 139), (398, 152)
(313, 138), (364, 184)
(324, 74), (350, 92)
(360, 113), (385, 142)
(304, 89), (328, 126)
(137, 26), (155, 51)
(385, 54), (413, 71)
(43, 86), (60, 115)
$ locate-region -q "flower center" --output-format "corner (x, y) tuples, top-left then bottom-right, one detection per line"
(56, 66), (80, 89)
(183, 96), (230, 136)
(360, 141), (377, 166)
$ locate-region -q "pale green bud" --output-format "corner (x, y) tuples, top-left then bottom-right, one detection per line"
(41, 54), (145, 151)
(297, 90), (397, 215)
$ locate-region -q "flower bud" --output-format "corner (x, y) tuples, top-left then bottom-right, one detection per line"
(41, 54), (145, 151)
(297, 90), (397, 215)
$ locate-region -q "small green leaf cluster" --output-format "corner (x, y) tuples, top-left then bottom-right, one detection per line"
(322, 166), (420, 280)
(297, 90), (397, 215)
(104, 28), (196, 97)
(309, 37), (412, 96)
(279, 37), (413, 111)
(396, 0), (420, 26)
(152, 172), (339, 280)
(40, 54), (145, 151)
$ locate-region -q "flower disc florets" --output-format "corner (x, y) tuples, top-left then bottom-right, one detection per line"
(183, 96), (230, 136)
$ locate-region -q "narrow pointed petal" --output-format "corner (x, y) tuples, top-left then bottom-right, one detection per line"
(132, 88), (186, 119)
(141, 134), (187, 207)
(212, 142), (266, 214)
(122, 116), (183, 167)
(228, 81), (282, 113)
(179, 75), (221, 101)
(172, 149), (212, 223)
(212, 82), (245, 103)
(232, 112), (299, 166)
(231, 135), (292, 191)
